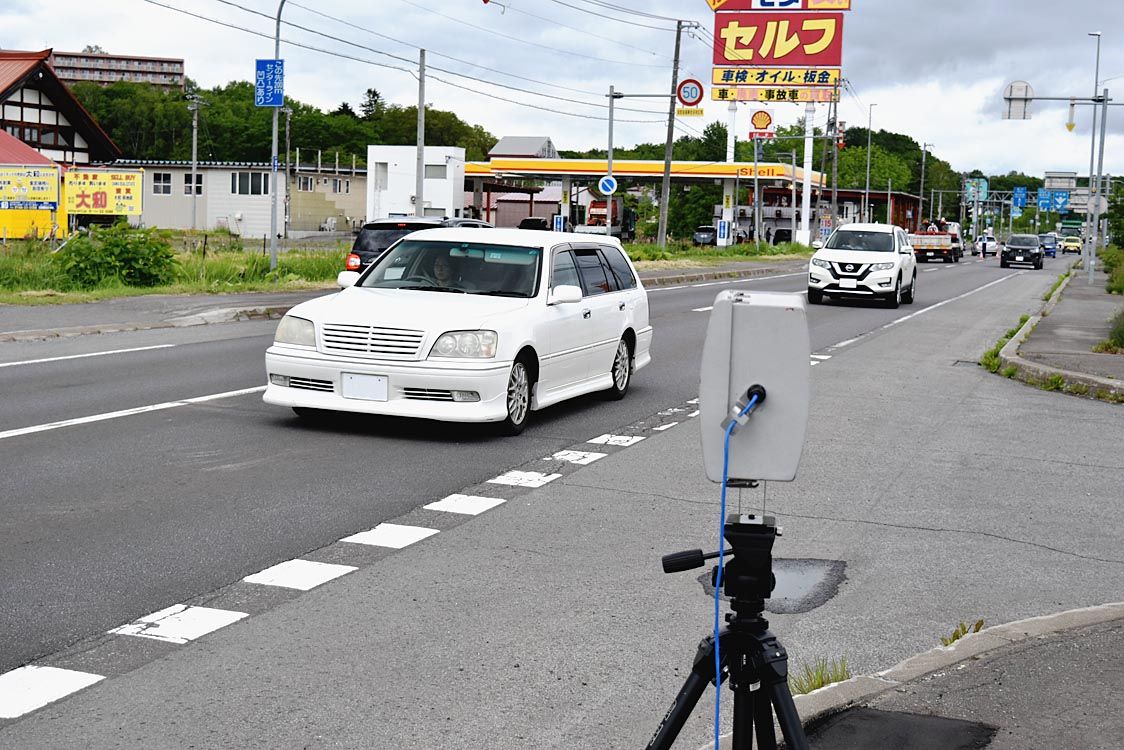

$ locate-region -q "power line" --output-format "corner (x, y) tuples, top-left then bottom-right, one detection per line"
(391, 0), (669, 66)
(545, 0), (678, 30)
(206, 0), (667, 118)
(568, 0), (695, 24)
(499, 3), (669, 60)
(141, 0), (663, 124)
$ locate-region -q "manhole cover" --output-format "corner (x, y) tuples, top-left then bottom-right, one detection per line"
(697, 558), (846, 614)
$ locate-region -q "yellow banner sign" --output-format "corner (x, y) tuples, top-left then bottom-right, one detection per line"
(65, 170), (143, 215)
(713, 67), (840, 87)
(0, 166), (60, 210)
(712, 86), (839, 102)
(676, 107), (705, 117)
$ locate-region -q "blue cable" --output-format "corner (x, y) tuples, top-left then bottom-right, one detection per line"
(714, 394), (759, 749)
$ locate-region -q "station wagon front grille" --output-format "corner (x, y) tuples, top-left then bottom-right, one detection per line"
(289, 376), (334, 392)
(321, 324), (425, 359)
(401, 388), (455, 401)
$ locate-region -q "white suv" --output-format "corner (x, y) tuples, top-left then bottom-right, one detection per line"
(807, 223), (917, 308)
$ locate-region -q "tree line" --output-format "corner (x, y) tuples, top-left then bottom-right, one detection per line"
(70, 81), (499, 164)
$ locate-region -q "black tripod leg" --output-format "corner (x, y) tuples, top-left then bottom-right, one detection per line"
(753, 684), (778, 750)
(646, 636), (721, 750)
(767, 681), (809, 750)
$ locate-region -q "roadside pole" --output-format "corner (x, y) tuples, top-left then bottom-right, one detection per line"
(752, 135), (761, 248)
(656, 20), (686, 248)
(1089, 87), (1109, 283)
(268, 0), (287, 271)
(607, 85), (615, 236)
(415, 49), (426, 218)
(189, 95), (200, 232)
(799, 101), (815, 243)
(790, 150), (797, 242)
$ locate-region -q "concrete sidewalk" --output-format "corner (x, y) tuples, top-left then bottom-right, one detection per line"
(0, 259), (808, 342)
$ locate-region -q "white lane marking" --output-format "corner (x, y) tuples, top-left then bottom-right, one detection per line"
(0, 666), (105, 719)
(243, 559), (356, 591)
(342, 523), (438, 549)
(488, 470), (561, 488)
(0, 344), (175, 370)
(810, 354), (831, 360)
(687, 410), (700, 418)
(548, 449), (608, 465)
(647, 285), (688, 292)
(587, 433), (645, 446)
(692, 306), (714, 312)
(810, 361), (820, 366)
(829, 273), (1022, 350)
(424, 494), (507, 516)
(648, 272), (807, 293)
(686, 398), (699, 404)
(0, 386), (267, 442)
(108, 604), (247, 645)
(922, 268), (940, 273)
(653, 422), (679, 431)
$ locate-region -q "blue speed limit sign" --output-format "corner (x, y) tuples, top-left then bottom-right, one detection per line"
(598, 175), (618, 195)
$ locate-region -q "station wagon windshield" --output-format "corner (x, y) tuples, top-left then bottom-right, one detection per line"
(359, 240), (542, 298)
(824, 231), (893, 252)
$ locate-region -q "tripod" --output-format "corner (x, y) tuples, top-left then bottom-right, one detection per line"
(646, 514), (809, 750)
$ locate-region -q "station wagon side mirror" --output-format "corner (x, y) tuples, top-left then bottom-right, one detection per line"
(811, 240), (823, 250)
(337, 271), (360, 288)
(548, 284), (583, 305)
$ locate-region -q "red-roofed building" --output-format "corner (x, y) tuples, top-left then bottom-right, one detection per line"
(0, 49), (120, 165)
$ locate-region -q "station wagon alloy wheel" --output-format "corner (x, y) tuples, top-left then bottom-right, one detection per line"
(503, 361), (531, 434)
(607, 338), (632, 400)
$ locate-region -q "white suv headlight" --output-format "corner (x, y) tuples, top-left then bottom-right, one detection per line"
(811, 258), (831, 269)
(430, 330), (498, 359)
(871, 262), (896, 271)
(274, 315), (315, 347)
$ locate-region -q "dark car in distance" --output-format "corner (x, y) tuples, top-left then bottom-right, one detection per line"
(1001, 234), (1044, 269)
(692, 226), (718, 246)
(1038, 233), (1058, 258)
(346, 216), (492, 271)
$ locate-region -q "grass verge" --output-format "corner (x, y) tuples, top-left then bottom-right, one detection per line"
(624, 241), (812, 264)
(789, 657), (851, 695)
(1042, 270), (1070, 302)
(979, 314), (1030, 372)
(941, 620), (984, 647)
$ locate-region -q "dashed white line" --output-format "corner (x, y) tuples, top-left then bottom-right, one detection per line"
(687, 410), (700, 418)
(692, 306), (714, 312)
(810, 354), (831, 360)
(0, 666), (105, 719)
(108, 604), (248, 645)
(548, 449), (608, 465)
(243, 559), (356, 591)
(587, 433), (646, 446)
(0, 344), (175, 369)
(424, 494), (507, 516)
(0, 386), (267, 442)
(653, 422), (679, 431)
(487, 470), (561, 488)
(342, 523), (439, 549)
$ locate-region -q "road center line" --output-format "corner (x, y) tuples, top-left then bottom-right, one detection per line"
(0, 386), (266, 441)
(0, 344), (175, 369)
(832, 272), (1023, 349)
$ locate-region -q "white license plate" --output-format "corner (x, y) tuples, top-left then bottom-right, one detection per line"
(840, 278), (858, 289)
(1016, 256), (1024, 262)
(342, 373), (388, 401)
(927, 251), (935, 256)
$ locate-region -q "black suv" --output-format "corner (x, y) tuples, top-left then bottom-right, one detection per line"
(1001, 234), (1044, 270)
(346, 217), (492, 271)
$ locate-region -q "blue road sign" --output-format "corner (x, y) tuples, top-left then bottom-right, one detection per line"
(1037, 190), (1052, 211)
(717, 220), (730, 242)
(598, 175), (618, 195)
(255, 59), (285, 107)
(1052, 190), (1070, 212)
(552, 214), (565, 232)
(1012, 206), (1023, 219)
(1013, 186), (1027, 208)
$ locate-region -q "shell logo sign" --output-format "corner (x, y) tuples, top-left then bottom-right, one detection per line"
(750, 110), (773, 130)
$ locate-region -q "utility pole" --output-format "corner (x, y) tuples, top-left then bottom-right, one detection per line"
(282, 105), (291, 238)
(790, 149), (797, 242)
(656, 20), (686, 248)
(918, 143), (932, 230)
(415, 48), (426, 218)
(1084, 31), (1102, 274)
(863, 103), (876, 222)
(752, 135), (761, 247)
(831, 112), (841, 228)
(799, 101), (815, 242)
(1089, 87), (1109, 283)
(268, 0), (287, 271)
(188, 94), (203, 231)
(607, 84), (617, 235)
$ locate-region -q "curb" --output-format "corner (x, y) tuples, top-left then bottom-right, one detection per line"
(997, 266), (1123, 398)
(0, 266), (804, 343)
(701, 602), (1124, 750)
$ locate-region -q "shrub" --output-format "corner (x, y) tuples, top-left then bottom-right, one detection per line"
(1108, 265), (1124, 295)
(1100, 246), (1122, 275)
(789, 657), (851, 695)
(941, 619), (984, 647)
(53, 224), (177, 289)
(1108, 308), (1124, 349)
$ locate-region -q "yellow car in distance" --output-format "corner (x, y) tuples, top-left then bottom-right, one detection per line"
(1061, 236), (1083, 254)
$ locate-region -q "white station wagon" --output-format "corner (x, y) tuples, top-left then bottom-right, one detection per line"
(263, 228), (653, 434)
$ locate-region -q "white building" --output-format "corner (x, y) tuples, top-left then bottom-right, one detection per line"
(366, 145), (465, 220)
(117, 160), (288, 238)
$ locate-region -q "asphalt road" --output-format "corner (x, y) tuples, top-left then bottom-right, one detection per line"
(0, 255), (1069, 675)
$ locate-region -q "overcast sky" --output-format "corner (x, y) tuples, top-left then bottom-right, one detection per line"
(3, 0), (1123, 177)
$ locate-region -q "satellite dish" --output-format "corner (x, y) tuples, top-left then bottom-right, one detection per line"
(1003, 81), (1034, 120)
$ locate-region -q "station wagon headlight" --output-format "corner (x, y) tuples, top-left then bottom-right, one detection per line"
(430, 330), (498, 359)
(871, 262), (895, 271)
(811, 258), (831, 269)
(274, 315), (315, 347)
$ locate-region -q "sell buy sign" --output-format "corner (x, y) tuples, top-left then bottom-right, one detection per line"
(713, 12), (844, 67)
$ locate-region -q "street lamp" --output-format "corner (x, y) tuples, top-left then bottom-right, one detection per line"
(863, 103), (876, 222)
(1084, 31), (1102, 269)
(268, 0), (287, 271)
(918, 142), (933, 229)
